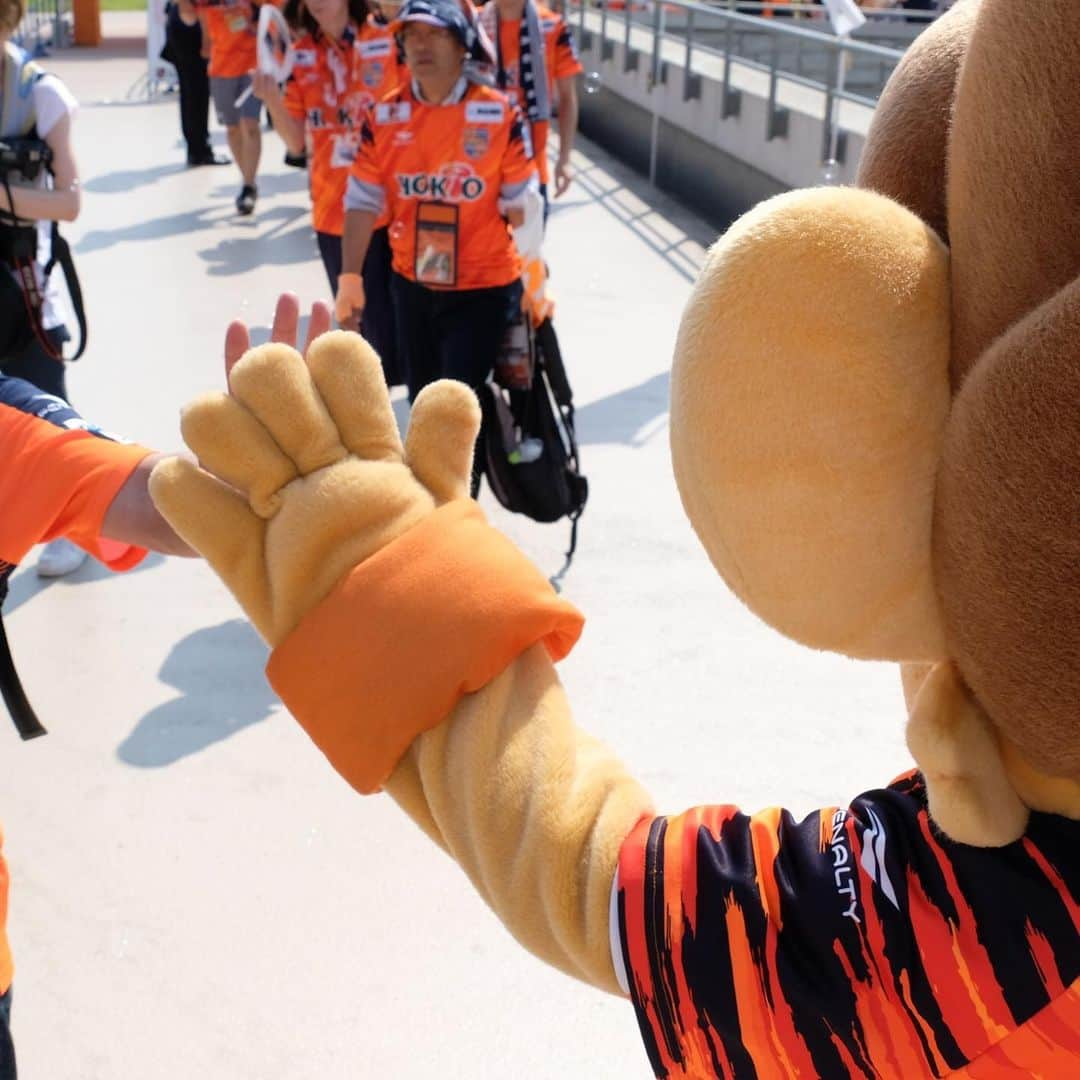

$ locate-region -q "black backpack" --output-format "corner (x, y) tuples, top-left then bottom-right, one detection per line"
(480, 317), (588, 581)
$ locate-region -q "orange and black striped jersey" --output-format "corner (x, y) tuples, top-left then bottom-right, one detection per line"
(283, 18), (405, 236)
(0, 373), (151, 996)
(616, 771), (1079, 1078)
(345, 79), (537, 290)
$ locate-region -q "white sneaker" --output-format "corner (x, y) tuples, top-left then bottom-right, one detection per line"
(36, 538), (88, 578)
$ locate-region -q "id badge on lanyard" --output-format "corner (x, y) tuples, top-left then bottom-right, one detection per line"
(415, 202), (459, 287)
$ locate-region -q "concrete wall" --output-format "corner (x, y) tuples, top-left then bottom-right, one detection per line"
(576, 27), (873, 230)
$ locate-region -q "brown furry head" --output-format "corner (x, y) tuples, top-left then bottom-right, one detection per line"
(670, 0), (1080, 844)
(930, 0), (1080, 788)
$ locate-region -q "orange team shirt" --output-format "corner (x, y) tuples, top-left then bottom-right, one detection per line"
(493, 6), (582, 185)
(0, 380), (151, 996)
(198, 0), (258, 80)
(348, 81), (537, 290)
(283, 17), (404, 237)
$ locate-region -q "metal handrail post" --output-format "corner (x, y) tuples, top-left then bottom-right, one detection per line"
(682, 8), (698, 101)
(648, 1), (665, 187)
(766, 28), (789, 140)
(721, 11), (741, 118)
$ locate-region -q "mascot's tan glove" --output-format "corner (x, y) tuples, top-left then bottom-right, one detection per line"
(149, 332), (652, 993)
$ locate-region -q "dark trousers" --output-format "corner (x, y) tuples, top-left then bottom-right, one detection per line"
(1, 327), (69, 401)
(318, 227), (401, 387)
(165, 5), (212, 161)
(390, 272), (521, 402)
(0, 988), (15, 1080)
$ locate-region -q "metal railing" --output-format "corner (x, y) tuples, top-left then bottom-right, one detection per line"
(13, 0), (72, 56)
(569, 0), (908, 181)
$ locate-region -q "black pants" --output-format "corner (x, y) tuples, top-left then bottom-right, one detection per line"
(390, 273), (521, 402)
(318, 227), (401, 387)
(165, 5), (212, 161)
(0, 988), (15, 1080)
(1, 326), (69, 401)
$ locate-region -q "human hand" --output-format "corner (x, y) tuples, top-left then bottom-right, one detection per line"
(334, 271), (365, 331)
(251, 70), (281, 108)
(222, 291), (332, 375)
(149, 294), (481, 646)
(554, 153), (572, 198)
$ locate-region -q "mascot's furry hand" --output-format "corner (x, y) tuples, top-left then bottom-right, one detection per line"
(148, 329), (469, 648)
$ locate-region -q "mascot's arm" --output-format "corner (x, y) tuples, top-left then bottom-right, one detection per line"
(387, 645), (652, 993)
(150, 332), (652, 995)
(260, 495), (654, 994)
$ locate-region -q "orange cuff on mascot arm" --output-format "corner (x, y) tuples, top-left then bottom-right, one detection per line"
(265, 500), (584, 793)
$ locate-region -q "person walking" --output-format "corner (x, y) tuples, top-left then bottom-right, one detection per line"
(256, 0), (404, 380)
(479, 0), (581, 214)
(337, 0), (537, 412)
(195, 0), (264, 213)
(164, 0), (229, 166)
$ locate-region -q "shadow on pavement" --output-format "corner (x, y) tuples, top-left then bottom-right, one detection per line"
(83, 162), (190, 194)
(118, 618), (276, 767)
(2, 551), (166, 617)
(574, 370), (670, 447)
(552, 140), (713, 285)
(209, 169), (308, 200)
(77, 203), (233, 254)
(199, 214), (315, 277)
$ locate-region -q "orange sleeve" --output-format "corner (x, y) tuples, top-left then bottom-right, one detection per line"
(348, 109), (382, 187)
(0, 828), (9, 996)
(266, 500), (584, 794)
(502, 105), (538, 187)
(283, 75), (305, 121)
(0, 404), (150, 568)
(551, 17), (583, 80)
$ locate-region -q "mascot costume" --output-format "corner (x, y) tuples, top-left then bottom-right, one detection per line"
(150, 0), (1078, 1074)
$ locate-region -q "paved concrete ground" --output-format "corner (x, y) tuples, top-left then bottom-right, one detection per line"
(2, 16), (910, 1078)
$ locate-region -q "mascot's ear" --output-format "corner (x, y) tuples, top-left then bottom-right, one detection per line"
(906, 662), (1028, 847)
(670, 188), (950, 662)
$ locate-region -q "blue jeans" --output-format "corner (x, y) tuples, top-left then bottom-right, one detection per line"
(0, 987), (15, 1079)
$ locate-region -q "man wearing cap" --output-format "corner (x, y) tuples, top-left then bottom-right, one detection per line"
(336, 0), (538, 417)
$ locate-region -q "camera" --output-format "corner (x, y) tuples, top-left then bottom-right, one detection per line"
(0, 136), (52, 184)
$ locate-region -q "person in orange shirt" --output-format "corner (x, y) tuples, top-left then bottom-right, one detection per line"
(256, 0), (404, 381)
(336, 0), (537, 418)
(0, 372), (196, 1080)
(478, 0), (582, 215)
(193, 0), (264, 214)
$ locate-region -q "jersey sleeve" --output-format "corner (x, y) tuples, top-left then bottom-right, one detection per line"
(501, 104), (537, 189)
(347, 108), (382, 187)
(551, 17), (583, 80)
(282, 74), (306, 121)
(343, 108), (386, 214)
(0, 379), (150, 569)
(616, 772), (1080, 1078)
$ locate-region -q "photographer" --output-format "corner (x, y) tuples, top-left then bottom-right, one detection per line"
(1, 0), (88, 576)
